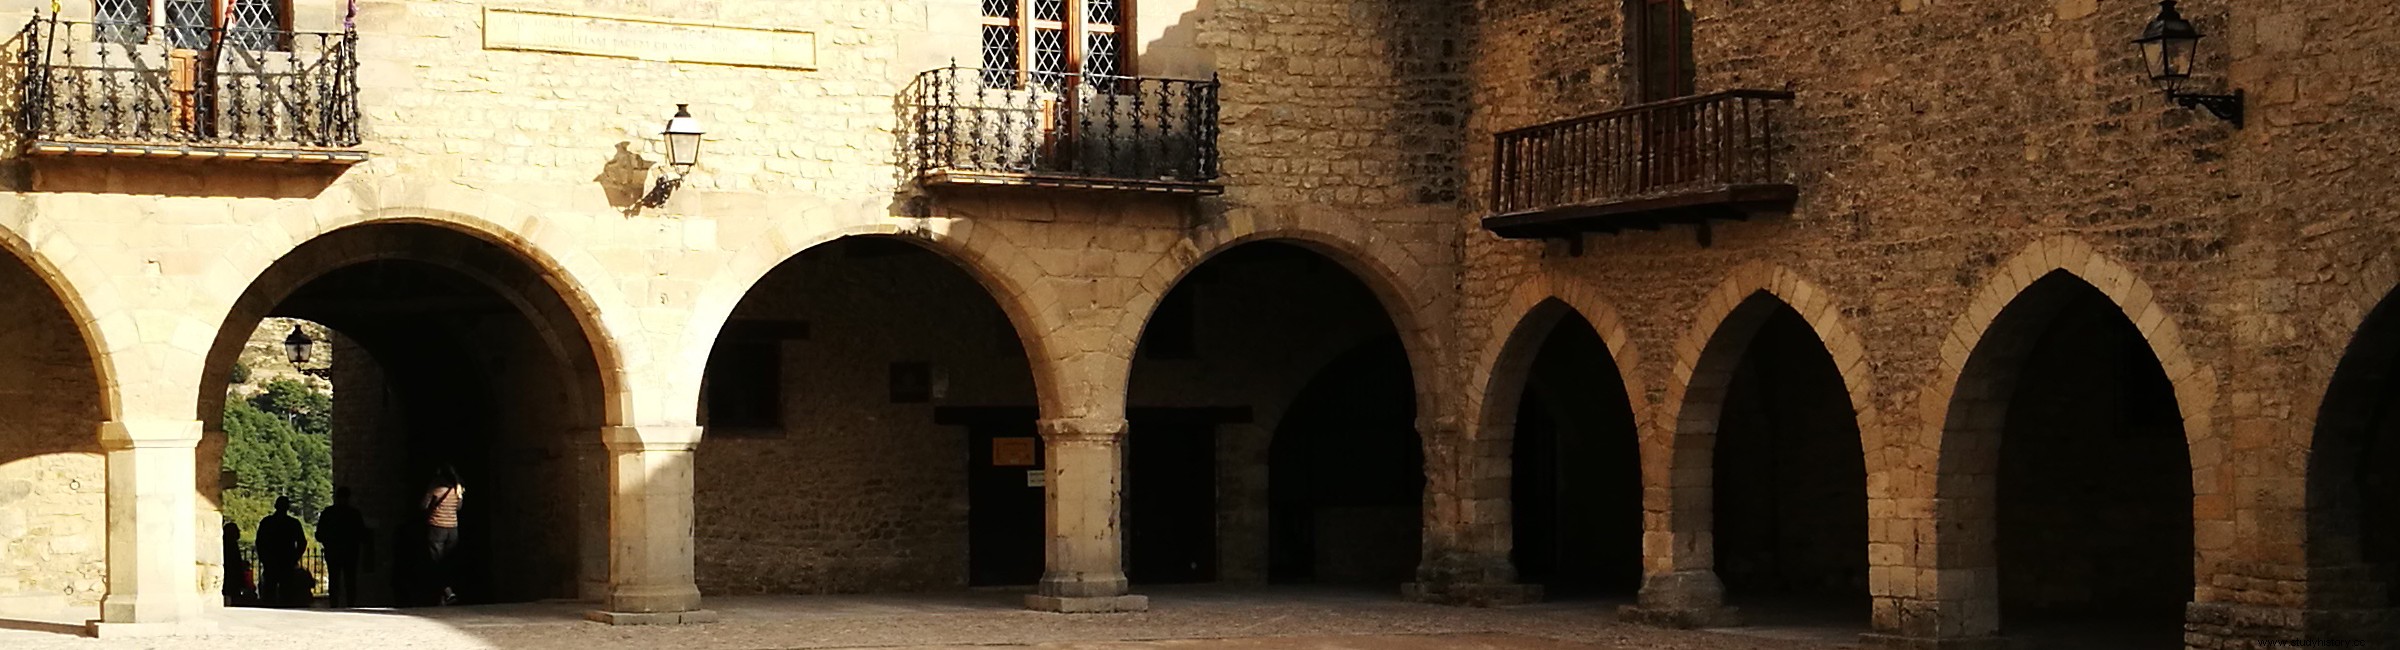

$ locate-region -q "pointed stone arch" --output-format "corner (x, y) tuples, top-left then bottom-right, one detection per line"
(1470, 276), (1648, 435)
(1457, 275), (1649, 599)
(1635, 262), (1881, 623)
(2301, 250), (2400, 619)
(1913, 235), (2222, 640)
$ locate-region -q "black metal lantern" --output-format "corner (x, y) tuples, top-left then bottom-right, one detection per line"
(663, 104), (705, 173)
(2133, 1), (2243, 127)
(642, 104), (706, 208)
(283, 328), (314, 364)
(2135, 1), (2201, 91)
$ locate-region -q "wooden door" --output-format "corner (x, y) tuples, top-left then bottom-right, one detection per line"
(1633, 0), (1700, 189)
(956, 408), (1045, 587)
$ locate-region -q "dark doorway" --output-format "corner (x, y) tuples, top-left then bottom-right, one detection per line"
(1269, 335), (1423, 586)
(2314, 288), (2400, 618)
(1127, 408), (1240, 584)
(944, 407), (1045, 587)
(1509, 312), (1642, 598)
(1994, 278), (2191, 648)
(280, 260), (596, 608)
(1712, 305), (1870, 624)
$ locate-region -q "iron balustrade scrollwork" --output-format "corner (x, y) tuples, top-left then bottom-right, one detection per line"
(1491, 89), (1795, 216)
(906, 65), (1221, 186)
(17, 15), (361, 151)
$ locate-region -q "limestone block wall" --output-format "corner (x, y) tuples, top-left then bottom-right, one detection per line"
(0, 252), (103, 613)
(1459, 0), (2400, 641)
(694, 240), (1035, 595)
(0, 0), (1467, 613)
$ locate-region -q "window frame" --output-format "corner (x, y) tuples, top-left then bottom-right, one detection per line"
(97, 0), (296, 50)
(981, 0), (1136, 87)
(1627, 0), (1696, 103)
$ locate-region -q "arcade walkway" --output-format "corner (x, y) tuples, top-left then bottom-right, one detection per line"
(0, 588), (1861, 650)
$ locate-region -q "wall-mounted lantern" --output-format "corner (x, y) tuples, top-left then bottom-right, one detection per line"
(2134, 1), (2243, 128)
(641, 104), (707, 208)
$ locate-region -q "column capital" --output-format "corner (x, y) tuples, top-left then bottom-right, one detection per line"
(602, 425), (703, 451)
(1038, 417), (1127, 442)
(98, 420), (202, 450)
(1415, 415), (1464, 439)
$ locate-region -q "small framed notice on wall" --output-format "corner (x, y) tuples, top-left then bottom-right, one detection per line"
(992, 437), (1037, 467)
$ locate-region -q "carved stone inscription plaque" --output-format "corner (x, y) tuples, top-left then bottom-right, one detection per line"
(482, 7), (817, 70)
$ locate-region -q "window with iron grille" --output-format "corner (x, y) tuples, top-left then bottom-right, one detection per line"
(92, 0), (148, 45)
(979, 0), (1133, 88)
(226, 0), (290, 51)
(163, 0), (213, 50)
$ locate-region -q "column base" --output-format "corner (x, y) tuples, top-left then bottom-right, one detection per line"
(1617, 603), (1740, 628)
(1623, 569), (1735, 628)
(2184, 601), (2395, 649)
(583, 609), (720, 626)
(1401, 581), (1544, 607)
(1856, 633), (2012, 650)
(603, 584), (703, 614)
(85, 620), (219, 639)
(1024, 594), (1149, 613)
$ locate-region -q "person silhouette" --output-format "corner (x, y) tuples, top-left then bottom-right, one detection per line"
(317, 487), (372, 607)
(221, 521), (255, 606)
(422, 465), (465, 605)
(255, 496), (308, 607)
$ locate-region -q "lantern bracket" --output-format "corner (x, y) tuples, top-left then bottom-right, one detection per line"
(640, 174), (684, 208)
(2169, 89), (2243, 128)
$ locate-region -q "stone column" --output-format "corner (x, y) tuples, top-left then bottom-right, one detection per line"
(1620, 421), (1736, 628)
(94, 420), (205, 632)
(586, 426), (715, 625)
(1406, 418), (1542, 606)
(574, 437), (609, 603)
(1025, 417), (1147, 613)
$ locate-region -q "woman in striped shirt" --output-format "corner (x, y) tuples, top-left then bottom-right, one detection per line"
(423, 465), (464, 605)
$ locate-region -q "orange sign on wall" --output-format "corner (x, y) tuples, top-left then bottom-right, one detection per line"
(992, 437), (1037, 467)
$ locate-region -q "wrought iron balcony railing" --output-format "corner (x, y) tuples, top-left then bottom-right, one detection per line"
(906, 65), (1221, 193)
(1486, 90), (1796, 237)
(16, 16), (363, 163)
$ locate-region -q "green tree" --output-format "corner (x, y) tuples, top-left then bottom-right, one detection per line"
(252, 379), (332, 440)
(221, 381), (334, 531)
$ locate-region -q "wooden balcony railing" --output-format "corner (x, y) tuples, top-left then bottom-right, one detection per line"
(1486, 89), (1796, 237)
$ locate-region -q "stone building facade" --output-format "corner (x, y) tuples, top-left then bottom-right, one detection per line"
(0, 0), (2385, 648)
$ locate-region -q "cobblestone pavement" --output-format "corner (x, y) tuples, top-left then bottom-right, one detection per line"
(0, 588), (1868, 650)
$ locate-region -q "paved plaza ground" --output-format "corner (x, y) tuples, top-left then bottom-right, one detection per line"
(0, 588), (1868, 650)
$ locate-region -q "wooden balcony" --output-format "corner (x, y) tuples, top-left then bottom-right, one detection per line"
(1483, 90), (1797, 239)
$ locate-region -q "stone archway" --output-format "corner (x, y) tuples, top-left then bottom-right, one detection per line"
(1630, 264), (1878, 628)
(2303, 274), (2400, 637)
(1928, 261), (2205, 647)
(195, 222), (620, 609)
(0, 238), (111, 620)
(687, 234), (1044, 595)
(1483, 297), (1643, 598)
(1122, 240), (1428, 591)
